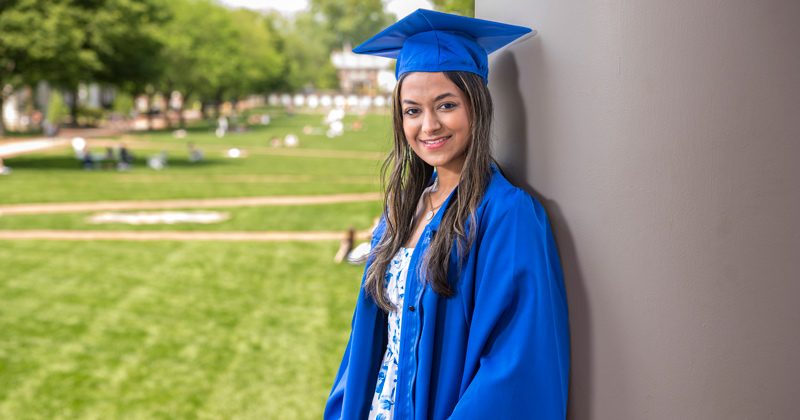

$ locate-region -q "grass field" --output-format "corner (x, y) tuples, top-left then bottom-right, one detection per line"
(0, 110), (389, 419)
(0, 240), (362, 419)
(1, 113), (390, 205)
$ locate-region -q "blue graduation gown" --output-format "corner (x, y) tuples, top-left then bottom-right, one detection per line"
(325, 167), (570, 419)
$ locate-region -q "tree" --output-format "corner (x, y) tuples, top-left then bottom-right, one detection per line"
(158, 0), (243, 121)
(157, 1), (291, 125)
(57, 0), (168, 126)
(308, 0), (395, 50)
(0, 0), (92, 135)
(277, 13), (340, 91)
(430, 0), (474, 18)
(223, 9), (285, 104)
(159, 0), (232, 125)
(274, 0), (395, 91)
(93, 0), (169, 99)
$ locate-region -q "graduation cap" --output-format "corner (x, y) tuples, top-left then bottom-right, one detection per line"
(353, 9), (533, 84)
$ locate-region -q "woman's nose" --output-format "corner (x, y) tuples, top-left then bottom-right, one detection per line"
(422, 112), (441, 134)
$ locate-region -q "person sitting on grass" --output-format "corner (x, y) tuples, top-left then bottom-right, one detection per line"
(81, 145), (95, 170)
(0, 157), (11, 175)
(118, 144), (134, 171)
(102, 147), (117, 170)
(187, 142), (204, 162)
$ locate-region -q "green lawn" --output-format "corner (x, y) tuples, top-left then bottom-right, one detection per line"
(0, 240), (362, 419)
(0, 151), (382, 205)
(1, 110), (388, 205)
(0, 110), (389, 419)
(138, 112), (394, 152)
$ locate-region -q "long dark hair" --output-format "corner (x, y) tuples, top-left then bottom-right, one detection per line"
(365, 71), (495, 312)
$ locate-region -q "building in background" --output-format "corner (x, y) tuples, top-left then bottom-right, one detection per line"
(331, 44), (396, 94)
(2, 82), (115, 131)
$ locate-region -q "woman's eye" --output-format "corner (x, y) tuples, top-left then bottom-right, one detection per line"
(403, 108), (419, 116)
(439, 102), (457, 110)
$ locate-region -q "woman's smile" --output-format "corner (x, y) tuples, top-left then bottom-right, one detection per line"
(420, 135), (451, 149)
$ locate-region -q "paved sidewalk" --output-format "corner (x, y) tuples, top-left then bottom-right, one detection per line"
(0, 138), (71, 158)
(0, 229), (372, 242)
(0, 136), (382, 160)
(0, 128), (124, 158)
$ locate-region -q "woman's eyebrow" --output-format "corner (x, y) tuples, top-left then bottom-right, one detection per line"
(434, 92), (456, 102)
(402, 92), (457, 105)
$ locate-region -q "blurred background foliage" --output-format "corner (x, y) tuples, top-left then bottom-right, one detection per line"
(0, 0), (403, 134)
(0, 0), (475, 135)
(431, 0), (474, 17)
(0, 1), (476, 418)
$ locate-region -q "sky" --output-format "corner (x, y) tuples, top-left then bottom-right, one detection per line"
(216, 0), (434, 18)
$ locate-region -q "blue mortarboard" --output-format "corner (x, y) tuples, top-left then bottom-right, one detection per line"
(353, 9), (533, 84)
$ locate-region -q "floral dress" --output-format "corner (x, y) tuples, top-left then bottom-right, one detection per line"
(368, 247), (413, 420)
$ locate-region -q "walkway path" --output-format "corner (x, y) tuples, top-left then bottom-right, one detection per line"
(1, 133), (383, 160)
(0, 230), (372, 242)
(0, 138), (71, 158)
(0, 128), (122, 158)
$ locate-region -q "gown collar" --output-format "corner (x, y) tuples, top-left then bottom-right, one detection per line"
(426, 164), (498, 231)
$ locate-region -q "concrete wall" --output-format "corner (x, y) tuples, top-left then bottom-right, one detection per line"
(479, 1), (800, 418)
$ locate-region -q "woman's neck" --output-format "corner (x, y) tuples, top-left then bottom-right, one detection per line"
(433, 166), (461, 199)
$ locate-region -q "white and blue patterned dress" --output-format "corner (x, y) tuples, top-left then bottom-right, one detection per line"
(368, 247), (413, 420)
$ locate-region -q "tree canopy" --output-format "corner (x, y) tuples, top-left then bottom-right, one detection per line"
(308, 0), (395, 50)
(0, 0), (401, 133)
(431, 0), (474, 18)
(0, 0), (96, 133)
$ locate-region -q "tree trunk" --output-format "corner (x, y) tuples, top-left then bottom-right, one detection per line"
(215, 89), (223, 119)
(70, 87), (79, 126)
(164, 85), (173, 130)
(179, 90), (191, 129)
(146, 94), (153, 131)
(0, 94), (6, 137)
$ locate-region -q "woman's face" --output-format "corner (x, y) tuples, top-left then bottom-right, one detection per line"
(400, 72), (471, 175)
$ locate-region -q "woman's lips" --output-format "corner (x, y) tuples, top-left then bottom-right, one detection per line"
(420, 135), (451, 149)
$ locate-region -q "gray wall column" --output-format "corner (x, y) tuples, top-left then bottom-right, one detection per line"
(480, 1), (800, 418)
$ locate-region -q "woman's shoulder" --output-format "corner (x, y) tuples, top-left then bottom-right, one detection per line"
(476, 168), (550, 243)
(478, 167), (550, 228)
(484, 168), (520, 200)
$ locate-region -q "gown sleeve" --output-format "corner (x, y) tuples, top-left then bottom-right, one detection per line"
(323, 322), (353, 420)
(449, 189), (570, 419)
(324, 217), (388, 420)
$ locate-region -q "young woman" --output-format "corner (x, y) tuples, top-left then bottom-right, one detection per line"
(325, 10), (570, 420)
